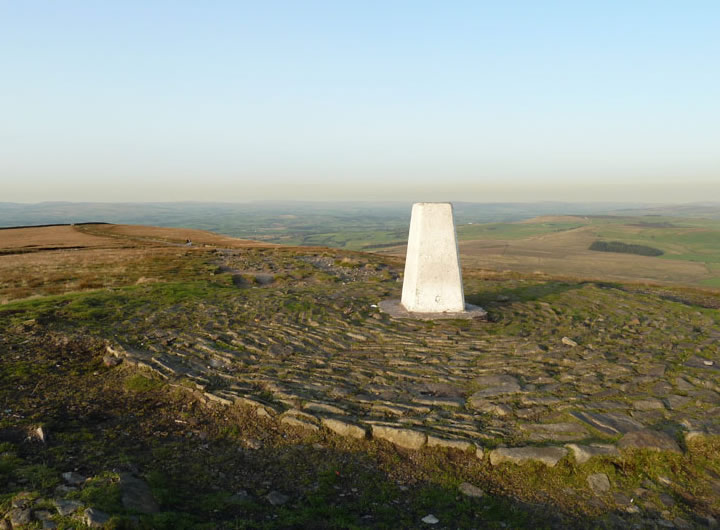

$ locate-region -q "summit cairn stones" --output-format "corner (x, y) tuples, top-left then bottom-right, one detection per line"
(380, 202), (486, 320)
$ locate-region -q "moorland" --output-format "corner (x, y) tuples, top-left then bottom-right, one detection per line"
(0, 217), (719, 529)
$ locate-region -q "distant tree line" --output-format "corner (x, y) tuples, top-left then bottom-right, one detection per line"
(589, 240), (664, 256)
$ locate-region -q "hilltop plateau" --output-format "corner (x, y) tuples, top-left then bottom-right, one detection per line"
(1, 224), (719, 529)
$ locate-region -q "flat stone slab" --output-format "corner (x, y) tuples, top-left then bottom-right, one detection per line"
(372, 425), (427, 450)
(379, 299), (487, 321)
(426, 435), (475, 452)
(470, 375), (521, 399)
(489, 446), (568, 468)
(565, 443), (619, 464)
(321, 418), (368, 439)
(570, 411), (645, 435)
(618, 429), (682, 453)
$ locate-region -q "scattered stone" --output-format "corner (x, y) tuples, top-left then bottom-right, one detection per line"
(489, 446), (568, 468)
(467, 398), (512, 416)
(421, 514), (439, 524)
(11, 492), (33, 509)
(372, 425), (427, 450)
(8, 508), (32, 527)
(120, 473), (160, 514)
(103, 355), (122, 367)
(54, 499), (83, 516)
(61, 471), (86, 486)
(426, 436), (474, 452)
(321, 418), (368, 439)
(632, 399), (665, 411)
(618, 430), (682, 453)
(458, 482), (484, 498)
(561, 337), (578, 347)
(30, 425), (47, 443)
(303, 402), (346, 415)
(83, 507), (110, 527)
(665, 395), (691, 410)
(243, 437), (262, 450)
(520, 422), (588, 442)
(34, 510), (53, 521)
(470, 375), (521, 398)
(565, 443), (619, 464)
(587, 473), (611, 493)
(570, 411), (645, 435)
(266, 491), (289, 506)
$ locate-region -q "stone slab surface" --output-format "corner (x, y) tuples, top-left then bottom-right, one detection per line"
(379, 299), (487, 321)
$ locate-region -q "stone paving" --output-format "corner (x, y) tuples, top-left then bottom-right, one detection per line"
(110, 247), (720, 465)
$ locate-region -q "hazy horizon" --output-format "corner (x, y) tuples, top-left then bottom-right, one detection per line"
(2, 2), (718, 203)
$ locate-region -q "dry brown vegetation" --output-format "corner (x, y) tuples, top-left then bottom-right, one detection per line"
(0, 224), (273, 303)
(381, 224), (717, 288)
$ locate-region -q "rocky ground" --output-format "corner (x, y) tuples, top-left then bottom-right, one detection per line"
(1, 239), (719, 528)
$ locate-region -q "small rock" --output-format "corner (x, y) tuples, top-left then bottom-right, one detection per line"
(673, 517), (693, 529)
(42, 521), (58, 530)
(633, 399), (665, 411)
(470, 375), (521, 398)
(0, 519), (10, 530)
(54, 498), (83, 516)
(266, 491), (289, 506)
(421, 514), (439, 524)
(561, 337), (578, 347)
(244, 437), (262, 450)
(458, 482), (484, 498)
(8, 508), (32, 527)
(587, 473), (611, 493)
(700, 515), (718, 528)
(565, 443), (619, 464)
(11, 492), (33, 509)
(120, 473), (160, 514)
(618, 430), (682, 453)
(103, 355), (122, 367)
(83, 508), (110, 527)
(467, 398), (512, 416)
(61, 471), (86, 485)
(34, 510), (53, 521)
(31, 426), (47, 443)
(228, 490), (251, 502)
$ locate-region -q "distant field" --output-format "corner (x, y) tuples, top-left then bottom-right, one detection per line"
(377, 215), (720, 288)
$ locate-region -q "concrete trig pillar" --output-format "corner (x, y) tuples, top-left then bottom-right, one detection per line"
(401, 202), (465, 313)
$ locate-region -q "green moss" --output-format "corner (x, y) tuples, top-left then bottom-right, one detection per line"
(124, 374), (162, 393)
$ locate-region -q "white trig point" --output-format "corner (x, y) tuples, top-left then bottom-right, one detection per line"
(401, 202), (465, 312)
(379, 202), (486, 320)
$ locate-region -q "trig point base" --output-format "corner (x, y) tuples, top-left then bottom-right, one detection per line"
(380, 202), (486, 320)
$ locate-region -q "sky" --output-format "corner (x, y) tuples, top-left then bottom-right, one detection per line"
(1, 1), (719, 203)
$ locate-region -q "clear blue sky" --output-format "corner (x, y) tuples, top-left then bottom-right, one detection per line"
(1, 1), (718, 203)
